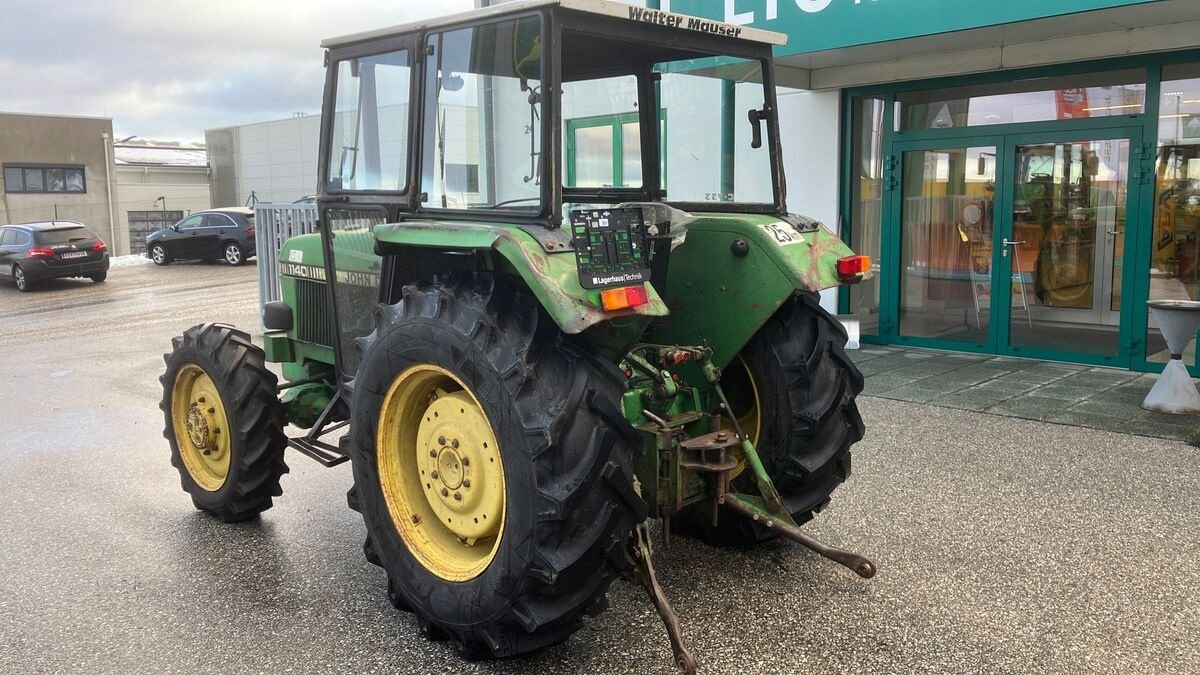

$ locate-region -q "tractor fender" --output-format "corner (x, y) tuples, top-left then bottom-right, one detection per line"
(372, 221), (669, 334)
(653, 213), (861, 367)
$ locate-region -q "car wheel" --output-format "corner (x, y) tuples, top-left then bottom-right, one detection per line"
(13, 265), (32, 292)
(223, 242), (245, 266)
(90, 270), (108, 283)
(150, 243), (171, 266)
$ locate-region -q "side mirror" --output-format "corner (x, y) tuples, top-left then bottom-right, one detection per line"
(172, 224), (180, 232)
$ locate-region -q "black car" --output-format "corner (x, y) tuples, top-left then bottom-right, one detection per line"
(0, 221), (110, 292)
(146, 207), (256, 266)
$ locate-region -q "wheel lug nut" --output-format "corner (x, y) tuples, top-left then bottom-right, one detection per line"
(453, 492), (462, 501)
(438, 436), (446, 445)
(451, 439), (459, 449)
(431, 471), (439, 479)
(207, 407), (216, 414)
(198, 397), (206, 404)
(441, 488), (449, 497)
(462, 479), (471, 488)
(461, 457), (469, 466)
(430, 450), (438, 458)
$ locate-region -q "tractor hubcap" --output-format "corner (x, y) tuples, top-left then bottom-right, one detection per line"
(171, 364), (231, 491)
(377, 364), (505, 582)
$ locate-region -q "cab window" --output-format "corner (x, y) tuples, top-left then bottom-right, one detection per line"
(421, 16), (542, 211)
(328, 49), (412, 192)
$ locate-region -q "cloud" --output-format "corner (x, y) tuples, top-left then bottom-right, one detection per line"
(0, 0), (475, 141)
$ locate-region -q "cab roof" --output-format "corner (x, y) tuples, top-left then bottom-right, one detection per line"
(321, 0), (787, 49)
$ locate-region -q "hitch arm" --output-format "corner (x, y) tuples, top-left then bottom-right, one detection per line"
(724, 494), (877, 579)
(631, 523), (698, 675)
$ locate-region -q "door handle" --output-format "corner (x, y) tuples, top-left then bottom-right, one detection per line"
(1107, 230), (1123, 236)
(1002, 239), (1025, 246)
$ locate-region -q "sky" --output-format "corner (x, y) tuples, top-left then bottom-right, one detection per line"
(0, 0), (477, 143)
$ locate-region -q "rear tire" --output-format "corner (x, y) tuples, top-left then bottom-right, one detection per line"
(160, 323), (289, 522)
(675, 292), (864, 546)
(223, 241), (245, 266)
(150, 243), (171, 266)
(348, 273), (645, 659)
(90, 270), (107, 283)
(13, 265), (32, 292)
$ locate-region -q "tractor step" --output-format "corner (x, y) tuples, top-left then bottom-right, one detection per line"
(287, 436), (349, 467)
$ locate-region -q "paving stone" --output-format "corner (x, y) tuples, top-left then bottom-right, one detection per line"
(1064, 399), (1146, 422)
(1045, 409), (1135, 431)
(985, 394), (1073, 420)
(1068, 369), (1141, 388)
(927, 389), (1012, 411)
(1028, 383), (1103, 403)
(997, 369), (1070, 385)
(875, 382), (960, 404)
(862, 373), (918, 395)
(974, 378), (1040, 395)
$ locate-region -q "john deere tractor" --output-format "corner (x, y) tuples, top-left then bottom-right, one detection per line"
(160, 2), (874, 671)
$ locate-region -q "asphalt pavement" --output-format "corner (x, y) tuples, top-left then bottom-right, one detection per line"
(1, 262), (1197, 674)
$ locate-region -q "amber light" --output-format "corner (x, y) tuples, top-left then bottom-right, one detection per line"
(600, 285), (649, 311)
(837, 255), (871, 279)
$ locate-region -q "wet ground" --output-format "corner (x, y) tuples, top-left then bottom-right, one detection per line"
(1, 263), (1197, 674)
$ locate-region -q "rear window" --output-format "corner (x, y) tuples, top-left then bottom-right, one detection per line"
(35, 227), (91, 245)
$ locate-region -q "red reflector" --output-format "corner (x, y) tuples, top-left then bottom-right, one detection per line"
(837, 255), (870, 278)
(600, 285), (650, 311)
(28, 247), (55, 258)
(93, 240), (107, 251)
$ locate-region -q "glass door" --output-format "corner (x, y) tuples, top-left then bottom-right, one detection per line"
(997, 130), (1141, 365)
(893, 140), (1003, 351)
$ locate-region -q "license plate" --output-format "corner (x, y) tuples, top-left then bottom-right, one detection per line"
(60, 251), (87, 259)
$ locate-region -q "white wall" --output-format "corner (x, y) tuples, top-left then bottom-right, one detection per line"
(776, 88), (842, 312)
(234, 116), (322, 205)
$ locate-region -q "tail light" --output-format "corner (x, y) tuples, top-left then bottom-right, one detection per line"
(93, 240), (107, 252)
(837, 255), (871, 280)
(600, 285), (650, 311)
(246, 226), (255, 236)
(28, 247), (55, 258)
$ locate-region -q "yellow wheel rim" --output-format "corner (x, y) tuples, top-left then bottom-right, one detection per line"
(721, 355), (761, 479)
(377, 364), (506, 582)
(171, 364), (232, 492)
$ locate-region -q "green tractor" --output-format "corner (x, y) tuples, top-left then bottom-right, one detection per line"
(160, 1), (874, 671)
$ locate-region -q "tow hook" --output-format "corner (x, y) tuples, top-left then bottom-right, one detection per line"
(630, 522), (697, 675)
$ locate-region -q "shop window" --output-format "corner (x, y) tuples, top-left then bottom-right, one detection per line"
(849, 96), (885, 336)
(3, 164), (85, 193)
(1148, 63), (1200, 365)
(895, 70), (1146, 131)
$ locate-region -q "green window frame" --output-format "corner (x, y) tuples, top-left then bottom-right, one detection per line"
(565, 111), (667, 188)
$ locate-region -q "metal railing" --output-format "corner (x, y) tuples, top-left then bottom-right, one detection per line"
(254, 203), (319, 306)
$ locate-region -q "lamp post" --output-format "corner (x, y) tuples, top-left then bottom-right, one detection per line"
(154, 196), (167, 227)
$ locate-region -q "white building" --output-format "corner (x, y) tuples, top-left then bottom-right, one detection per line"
(206, 115), (321, 208)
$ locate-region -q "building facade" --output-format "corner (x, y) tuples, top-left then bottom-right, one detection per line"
(0, 112), (124, 253)
(206, 114), (321, 208)
(114, 142), (211, 254)
(662, 0), (1200, 374)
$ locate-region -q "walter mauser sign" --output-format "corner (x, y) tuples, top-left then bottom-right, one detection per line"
(660, 0), (1161, 55)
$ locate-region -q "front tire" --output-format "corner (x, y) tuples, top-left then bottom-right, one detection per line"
(349, 273), (645, 659)
(150, 243), (171, 266)
(223, 241), (245, 266)
(160, 323), (289, 522)
(676, 292), (865, 546)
